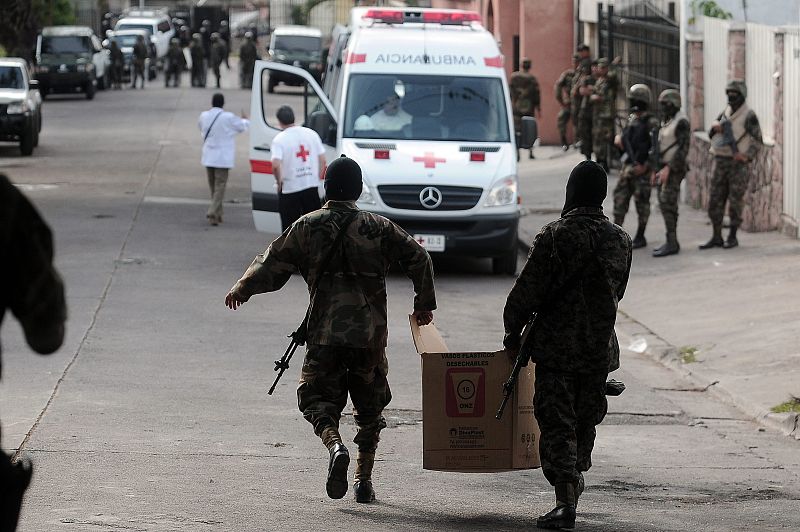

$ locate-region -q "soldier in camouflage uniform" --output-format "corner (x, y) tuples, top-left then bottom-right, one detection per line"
(571, 60), (594, 160)
(164, 38), (186, 88)
(652, 89), (691, 257)
(1, 173), (67, 530)
(554, 54), (580, 150)
(210, 33), (226, 89)
(225, 156), (436, 504)
(699, 80), (763, 250)
(589, 58), (619, 172)
(503, 161), (632, 530)
(510, 57), (541, 160)
(613, 84), (660, 249)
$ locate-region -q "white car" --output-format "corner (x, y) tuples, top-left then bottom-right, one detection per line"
(115, 10), (174, 66)
(0, 58), (42, 155)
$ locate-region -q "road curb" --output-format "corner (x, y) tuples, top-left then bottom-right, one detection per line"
(615, 310), (800, 440)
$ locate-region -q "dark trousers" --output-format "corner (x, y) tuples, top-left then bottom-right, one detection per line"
(278, 187), (321, 231)
(0, 426), (30, 531)
(298, 344), (391, 453)
(534, 366), (608, 486)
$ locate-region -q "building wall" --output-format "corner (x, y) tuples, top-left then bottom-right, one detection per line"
(432, 0), (575, 144)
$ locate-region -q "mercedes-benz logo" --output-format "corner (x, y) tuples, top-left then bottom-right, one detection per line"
(419, 186), (443, 209)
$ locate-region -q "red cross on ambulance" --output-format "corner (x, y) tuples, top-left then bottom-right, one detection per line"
(413, 152), (446, 169)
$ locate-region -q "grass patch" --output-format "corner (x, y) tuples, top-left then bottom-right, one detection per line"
(770, 397), (800, 414)
(679, 346), (699, 364)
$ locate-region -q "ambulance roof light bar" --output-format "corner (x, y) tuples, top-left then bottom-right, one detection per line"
(362, 9), (481, 26)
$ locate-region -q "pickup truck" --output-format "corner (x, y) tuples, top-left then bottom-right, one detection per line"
(0, 58), (42, 156)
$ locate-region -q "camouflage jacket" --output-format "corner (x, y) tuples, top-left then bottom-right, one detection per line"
(554, 68), (575, 106)
(591, 72), (618, 121)
(503, 207), (632, 374)
(509, 71), (540, 115)
(230, 201), (436, 348)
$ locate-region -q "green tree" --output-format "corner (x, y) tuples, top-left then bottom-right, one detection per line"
(291, 0), (330, 26)
(689, 0), (733, 24)
(0, 0), (76, 61)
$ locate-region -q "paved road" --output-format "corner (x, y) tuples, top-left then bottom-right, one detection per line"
(1, 66), (798, 531)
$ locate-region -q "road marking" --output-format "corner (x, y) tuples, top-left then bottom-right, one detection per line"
(143, 196), (251, 207)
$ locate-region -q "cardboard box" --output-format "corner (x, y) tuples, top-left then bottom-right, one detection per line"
(410, 317), (540, 472)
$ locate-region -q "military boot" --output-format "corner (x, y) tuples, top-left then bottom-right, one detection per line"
(631, 225), (647, 249)
(699, 224), (724, 249)
(537, 483), (577, 529)
(0, 454), (32, 531)
(353, 451), (376, 503)
(723, 226), (739, 249)
(653, 232), (680, 257)
(573, 473), (585, 510)
(321, 427), (349, 500)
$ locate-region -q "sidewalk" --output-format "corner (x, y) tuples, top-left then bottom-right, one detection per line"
(516, 146), (800, 440)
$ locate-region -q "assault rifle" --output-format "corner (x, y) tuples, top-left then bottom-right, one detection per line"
(496, 316), (535, 420)
(268, 321), (308, 395)
(718, 115), (739, 154)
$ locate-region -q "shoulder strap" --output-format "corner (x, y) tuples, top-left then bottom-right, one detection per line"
(309, 211), (358, 296)
(203, 110), (224, 143)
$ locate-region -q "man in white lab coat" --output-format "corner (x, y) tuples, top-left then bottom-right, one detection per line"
(198, 93), (250, 225)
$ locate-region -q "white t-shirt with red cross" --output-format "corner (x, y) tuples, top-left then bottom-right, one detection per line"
(271, 125), (326, 194)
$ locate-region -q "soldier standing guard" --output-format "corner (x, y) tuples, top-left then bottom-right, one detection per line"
(613, 84), (660, 248)
(652, 89), (691, 257)
(210, 33), (226, 89)
(190, 34), (205, 87)
(164, 38), (186, 88)
(700, 80), (763, 249)
(574, 60), (595, 161)
(130, 34), (148, 89)
(554, 54), (579, 151)
(239, 32), (258, 89)
(509, 57), (541, 160)
(225, 156), (436, 504)
(589, 58), (619, 172)
(503, 161), (632, 530)
(109, 40), (124, 90)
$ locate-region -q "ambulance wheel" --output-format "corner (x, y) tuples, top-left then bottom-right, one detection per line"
(492, 248), (518, 276)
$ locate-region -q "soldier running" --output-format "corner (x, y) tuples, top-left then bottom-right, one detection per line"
(652, 89), (691, 257)
(225, 156), (436, 504)
(700, 80), (763, 250)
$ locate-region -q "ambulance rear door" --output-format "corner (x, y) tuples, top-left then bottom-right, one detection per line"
(249, 60), (339, 234)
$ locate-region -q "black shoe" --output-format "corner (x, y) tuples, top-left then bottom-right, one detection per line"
(699, 237), (724, 249)
(723, 237), (738, 249)
(631, 235), (647, 249)
(326, 443), (350, 499)
(529, 151), (535, 160)
(354, 479), (376, 503)
(653, 241), (679, 257)
(537, 504), (576, 529)
(1, 455), (33, 530)
(562, 144), (569, 152)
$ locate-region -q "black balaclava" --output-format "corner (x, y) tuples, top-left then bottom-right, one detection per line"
(629, 99), (648, 114)
(727, 91), (745, 111)
(660, 102), (678, 121)
(324, 155), (363, 201)
(562, 161), (608, 216)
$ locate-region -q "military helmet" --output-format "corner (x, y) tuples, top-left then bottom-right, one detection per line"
(244, 31), (253, 39)
(192, 32), (201, 40)
(628, 84), (652, 105)
(658, 89), (681, 108)
(725, 80), (747, 99)
(521, 57), (531, 68)
(170, 38), (179, 45)
(211, 32), (220, 41)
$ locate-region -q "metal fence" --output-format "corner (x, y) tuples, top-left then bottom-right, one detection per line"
(702, 16), (730, 129)
(598, 1), (680, 105)
(784, 32), (800, 225)
(746, 22), (776, 142)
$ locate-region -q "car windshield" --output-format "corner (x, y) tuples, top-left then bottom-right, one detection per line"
(0, 66), (24, 89)
(344, 74), (510, 142)
(41, 36), (92, 55)
(273, 35), (320, 54)
(114, 34), (140, 47)
(116, 23), (154, 35)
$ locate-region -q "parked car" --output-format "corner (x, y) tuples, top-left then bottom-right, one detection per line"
(103, 29), (158, 81)
(267, 25), (323, 92)
(114, 9), (175, 68)
(34, 26), (111, 99)
(0, 58), (43, 156)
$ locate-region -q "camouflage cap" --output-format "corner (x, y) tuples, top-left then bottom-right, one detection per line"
(725, 80), (747, 99)
(572, 53), (581, 60)
(596, 57), (609, 67)
(628, 83), (652, 104)
(658, 89), (681, 108)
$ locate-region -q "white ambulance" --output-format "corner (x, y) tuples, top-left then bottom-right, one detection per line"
(249, 7), (530, 274)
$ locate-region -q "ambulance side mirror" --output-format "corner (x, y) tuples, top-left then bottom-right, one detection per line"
(519, 116), (538, 149)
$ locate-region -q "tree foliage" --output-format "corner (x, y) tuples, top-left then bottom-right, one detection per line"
(0, 0), (76, 61)
(291, 0), (330, 26)
(689, 0), (733, 25)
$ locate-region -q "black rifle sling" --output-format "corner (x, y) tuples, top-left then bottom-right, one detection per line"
(296, 211), (358, 342)
(203, 109), (224, 143)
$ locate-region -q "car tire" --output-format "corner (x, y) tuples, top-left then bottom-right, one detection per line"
(492, 248), (518, 276)
(85, 81), (95, 100)
(33, 125), (40, 148)
(20, 125), (35, 156)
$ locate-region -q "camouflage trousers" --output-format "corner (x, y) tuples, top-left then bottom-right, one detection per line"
(297, 344), (391, 453)
(658, 169), (686, 234)
(534, 367), (608, 486)
(577, 115), (593, 158)
(613, 164), (652, 226)
(592, 118), (614, 163)
(709, 156), (749, 228)
(557, 108), (571, 143)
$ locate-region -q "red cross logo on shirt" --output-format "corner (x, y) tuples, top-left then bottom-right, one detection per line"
(413, 152), (446, 169)
(296, 144), (310, 162)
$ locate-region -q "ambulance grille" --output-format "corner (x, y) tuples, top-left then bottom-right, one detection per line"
(378, 185), (483, 211)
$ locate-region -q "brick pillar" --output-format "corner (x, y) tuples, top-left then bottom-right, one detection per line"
(773, 32), (790, 235)
(728, 27), (746, 80)
(687, 37), (704, 131)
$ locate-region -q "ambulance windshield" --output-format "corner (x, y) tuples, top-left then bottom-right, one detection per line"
(344, 74), (510, 142)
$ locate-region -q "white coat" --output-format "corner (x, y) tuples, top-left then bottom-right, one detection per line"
(198, 107), (249, 169)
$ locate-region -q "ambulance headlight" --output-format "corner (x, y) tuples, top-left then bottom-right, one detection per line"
(484, 176), (517, 207)
(358, 182), (376, 205)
